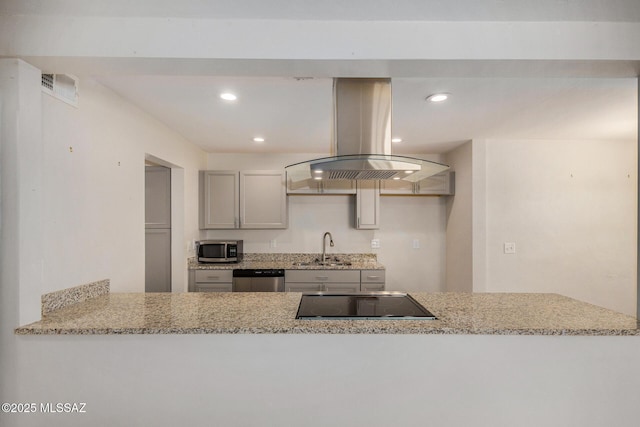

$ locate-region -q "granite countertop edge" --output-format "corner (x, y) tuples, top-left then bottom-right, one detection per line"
(15, 292), (640, 337)
(188, 253), (385, 270)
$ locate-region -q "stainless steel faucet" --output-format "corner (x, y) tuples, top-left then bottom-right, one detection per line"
(322, 232), (334, 263)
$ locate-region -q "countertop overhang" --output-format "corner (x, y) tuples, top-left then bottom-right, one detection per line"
(15, 292), (640, 336)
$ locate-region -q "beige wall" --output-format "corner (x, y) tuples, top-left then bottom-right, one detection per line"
(445, 141), (473, 292)
(480, 138), (637, 315)
(41, 77), (207, 295)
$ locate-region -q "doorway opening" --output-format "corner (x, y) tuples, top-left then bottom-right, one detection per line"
(144, 155), (185, 293)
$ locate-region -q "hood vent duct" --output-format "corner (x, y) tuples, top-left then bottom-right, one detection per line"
(286, 78), (449, 183)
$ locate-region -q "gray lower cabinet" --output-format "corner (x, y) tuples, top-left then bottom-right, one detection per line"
(285, 269), (384, 292)
(360, 270), (386, 291)
(190, 270), (233, 292)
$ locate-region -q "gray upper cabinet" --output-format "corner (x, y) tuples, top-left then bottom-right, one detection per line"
(380, 171), (455, 196)
(355, 181), (380, 229)
(200, 170), (239, 229)
(200, 170), (287, 229)
(240, 170), (288, 229)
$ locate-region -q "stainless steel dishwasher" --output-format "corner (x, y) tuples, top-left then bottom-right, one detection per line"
(232, 269), (285, 292)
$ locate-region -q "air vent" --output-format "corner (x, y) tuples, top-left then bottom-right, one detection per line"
(41, 73), (78, 107)
(327, 170), (398, 180)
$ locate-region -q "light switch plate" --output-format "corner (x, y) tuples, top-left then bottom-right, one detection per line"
(412, 239), (420, 249)
(504, 242), (516, 254)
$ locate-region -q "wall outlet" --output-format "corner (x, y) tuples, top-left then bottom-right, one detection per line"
(371, 239), (380, 249)
(412, 239), (420, 249)
(504, 242), (516, 254)
(270, 239), (277, 248)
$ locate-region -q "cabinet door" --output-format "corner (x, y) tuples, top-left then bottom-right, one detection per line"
(416, 171), (455, 195)
(360, 270), (385, 291)
(324, 283), (361, 293)
(145, 229), (171, 292)
(200, 171), (239, 229)
(145, 166), (171, 228)
(240, 170), (288, 229)
(355, 181), (380, 229)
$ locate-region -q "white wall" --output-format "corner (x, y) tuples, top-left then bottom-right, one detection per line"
(41, 77), (207, 295)
(445, 141), (473, 292)
(480, 138), (637, 315)
(205, 153), (448, 292)
(4, 334), (640, 427)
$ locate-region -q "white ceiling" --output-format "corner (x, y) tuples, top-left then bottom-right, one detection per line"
(4, 0), (640, 21)
(96, 75), (637, 154)
(5, 0), (637, 154)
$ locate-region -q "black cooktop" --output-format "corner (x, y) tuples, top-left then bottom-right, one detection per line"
(295, 292), (437, 320)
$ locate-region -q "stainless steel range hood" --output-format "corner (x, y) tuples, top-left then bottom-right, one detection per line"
(285, 78), (449, 183)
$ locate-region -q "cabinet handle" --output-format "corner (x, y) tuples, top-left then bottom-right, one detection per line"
(366, 276), (380, 280)
(316, 276), (329, 281)
(206, 276), (219, 280)
(357, 217), (360, 228)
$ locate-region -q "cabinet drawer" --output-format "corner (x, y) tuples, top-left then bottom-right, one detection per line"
(195, 270), (233, 283)
(194, 283), (232, 292)
(361, 283), (385, 292)
(285, 282), (323, 292)
(360, 270), (385, 283)
(285, 270), (360, 283)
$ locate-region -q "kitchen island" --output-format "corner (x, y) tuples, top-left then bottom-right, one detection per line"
(9, 290), (640, 427)
(15, 291), (640, 336)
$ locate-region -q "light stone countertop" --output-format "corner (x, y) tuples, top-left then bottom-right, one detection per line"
(15, 292), (640, 336)
(188, 253), (385, 270)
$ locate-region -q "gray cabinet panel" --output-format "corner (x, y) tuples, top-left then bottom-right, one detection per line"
(195, 283), (233, 292)
(194, 270), (233, 283)
(285, 270), (360, 283)
(240, 170), (287, 229)
(145, 166), (171, 229)
(201, 170), (287, 229)
(145, 229), (171, 292)
(200, 170), (239, 229)
(355, 181), (380, 229)
(190, 269), (233, 292)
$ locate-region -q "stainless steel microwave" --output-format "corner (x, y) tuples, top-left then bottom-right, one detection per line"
(196, 240), (243, 263)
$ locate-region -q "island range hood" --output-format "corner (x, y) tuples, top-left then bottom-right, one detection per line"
(285, 78), (449, 183)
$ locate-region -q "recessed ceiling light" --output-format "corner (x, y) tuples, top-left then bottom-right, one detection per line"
(253, 137), (265, 143)
(313, 176), (323, 180)
(405, 171), (414, 174)
(426, 93), (449, 103)
(313, 170), (323, 174)
(393, 177), (401, 180)
(220, 92), (237, 101)
(391, 138), (403, 143)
